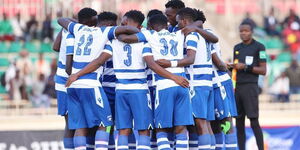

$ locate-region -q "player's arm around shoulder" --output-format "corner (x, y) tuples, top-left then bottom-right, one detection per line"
(65, 43), (113, 87)
(142, 45), (189, 88)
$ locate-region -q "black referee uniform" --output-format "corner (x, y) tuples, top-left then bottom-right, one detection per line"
(233, 39), (266, 150)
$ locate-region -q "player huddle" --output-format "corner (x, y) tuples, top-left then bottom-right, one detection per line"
(53, 0), (238, 150)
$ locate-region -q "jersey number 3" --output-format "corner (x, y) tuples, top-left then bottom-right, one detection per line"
(123, 44), (132, 66)
(76, 34), (93, 56)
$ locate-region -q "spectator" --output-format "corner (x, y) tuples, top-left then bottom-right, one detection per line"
(11, 13), (26, 40)
(31, 74), (50, 108)
(16, 50), (33, 100)
(264, 8), (280, 37)
(0, 13), (13, 36)
(270, 72), (290, 102)
(41, 14), (53, 41)
(242, 12), (257, 29)
(282, 9), (300, 29)
(5, 60), (22, 100)
(285, 59), (300, 94)
(34, 53), (50, 80)
(25, 15), (38, 41)
(43, 59), (57, 99)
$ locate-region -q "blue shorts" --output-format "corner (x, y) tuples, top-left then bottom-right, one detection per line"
(149, 86), (156, 110)
(214, 82), (238, 120)
(103, 87), (116, 121)
(191, 87), (215, 121)
(155, 86), (194, 128)
(56, 90), (68, 116)
(115, 90), (154, 130)
(67, 87), (113, 130)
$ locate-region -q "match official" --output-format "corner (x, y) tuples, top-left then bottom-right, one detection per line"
(229, 22), (267, 150)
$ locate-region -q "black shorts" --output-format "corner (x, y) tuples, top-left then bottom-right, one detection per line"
(235, 83), (259, 118)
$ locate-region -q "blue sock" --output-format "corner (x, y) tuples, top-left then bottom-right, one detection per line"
(225, 133), (238, 150)
(188, 133), (198, 150)
(86, 136), (95, 150)
(214, 133), (224, 150)
(74, 136), (86, 150)
(150, 132), (157, 149)
(137, 135), (150, 150)
(156, 132), (171, 150)
(210, 134), (216, 150)
(108, 133), (115, 150)
(167, 132), (174, 148)
(63, 137), (74, 150)
(128, 133), (136, 149)
(117, 135), (128, 150)
(175, 133), (188, 149)
(95, 130), (109, 149)
(198, 134), (211, 150)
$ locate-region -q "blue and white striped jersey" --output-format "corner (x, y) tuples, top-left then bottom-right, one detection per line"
(103, 40), (152, 90)
(101, 58), (116, 88)
(136, 29), (185, 90)
(55, 29), (74, 92)
(185, 32), (213, 89)
(204, 29), (231, 88)
(66, 22), (116, 88)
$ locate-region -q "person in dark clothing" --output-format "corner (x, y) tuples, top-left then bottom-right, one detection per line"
(41, 14), (53, 41)
(25, 15), (38, 41)
(228, 22), (267, 150)
(264, 8), (280, 37)
(285, 59), (300, 94)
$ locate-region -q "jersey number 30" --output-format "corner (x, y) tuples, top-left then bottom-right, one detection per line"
(76, 34), (93, 56)
(159, 38), (178, 56)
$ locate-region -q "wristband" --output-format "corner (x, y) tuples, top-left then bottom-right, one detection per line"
(244, 65), (253, 73)
(171, 61), (178, 67)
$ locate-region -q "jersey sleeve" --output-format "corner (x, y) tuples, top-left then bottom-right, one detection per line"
(135, 30), (155, 43)
(185, 32), (199, 51)
(102, 41), (113, 55)
(142, 43), (153, 57)
(258, 44), (267, 62)
(66, 33), (75, 55)
(107, 26), (117, 40)
(67, 22), (84, 37)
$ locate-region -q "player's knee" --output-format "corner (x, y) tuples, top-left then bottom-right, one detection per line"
(138, 129), (150, 136)
(250, 118), (260, 128)
(75, 128), (88, 136)
(174, 125), (186, 134)
(119, 128), (132, 136)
